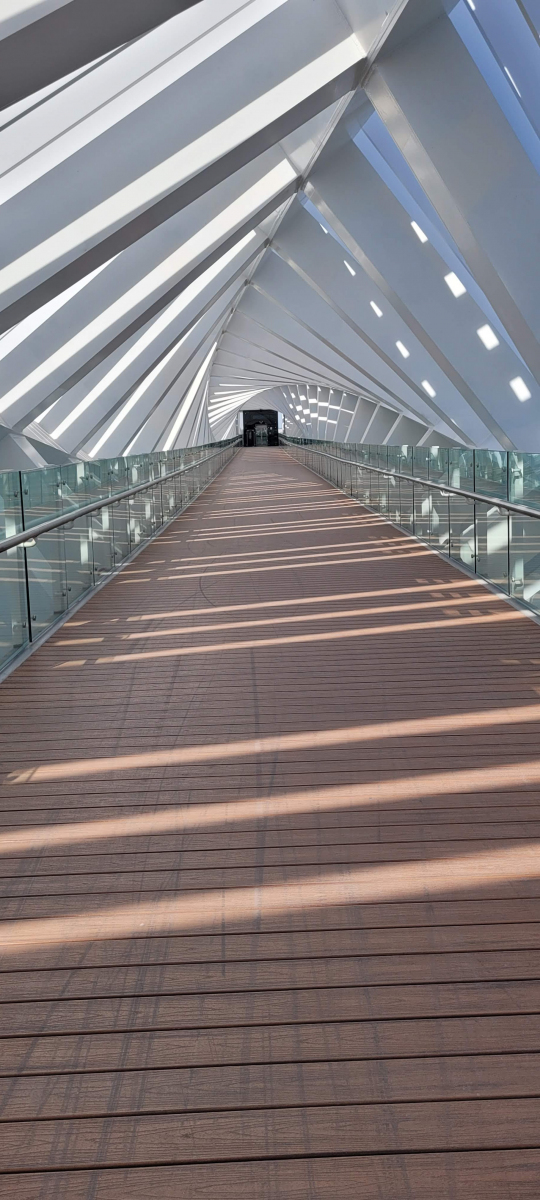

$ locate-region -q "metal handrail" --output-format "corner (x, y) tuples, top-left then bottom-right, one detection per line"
(281, 438), (540, 521)
(0, 441), (240, 553)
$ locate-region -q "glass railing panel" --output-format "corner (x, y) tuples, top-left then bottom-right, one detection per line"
(103, 458), (129, 495)
(25, 528), (68, 636)
(111, 498), (131, 565)
(90, 506), (115, 584)
(475, 500), (509, 592)
(129, 488), (155, 546)
(61, 461), (104, 510)
(161, 474), (177, 522)
(429, 487), (450, 553)
(509, 513), (540, 611)
(63, 513), (94, 606)
(0, 544), (28, 668)
(397, 476), (414, 532)
(474, 450), (508, 502)
(413, 447), (430, 480)
(379, 471), (390, 516)
(428, 447), (449, 484)
(348, 461), (359, 501)
(21, 465), (63, 528)
(367, 470), (381, 512)
(386, 472), (400, 523)
(357, 465), (371, 507)
(398, 446), (413, 476)
(0, 470), (23, 541)
(413, 482), (431, 541)
(510, 453), (540, 511)
(448, 448), (474, 490)
(448, 492), (475, 569)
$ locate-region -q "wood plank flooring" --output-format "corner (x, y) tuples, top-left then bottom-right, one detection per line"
(1, 446), (540, 1197)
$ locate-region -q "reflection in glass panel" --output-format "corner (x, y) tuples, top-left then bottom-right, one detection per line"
(21, 465), (62, 528)
(449, 493), (475, 568)
(509, 514), (540, 612)
(26, 530), (68, 635)
(387, 472), (400, 523)
(429, 488), (450, 552)
(64, 514), (93, 604)
(0, 471), (23, 540)
(428, 448), (449, 484)
(474, 451), (508, 502)
(449, 449), (474, 491)
(413, 448), (430, 480)
(510, 453), (540, 511)
(90, 506), (115, 582)
(0, 545), (28, 668)
(111, 499), (131, 565)
(357, 466), (371, 507)
(369, 471), (382, 512)
(475, 502), (509, 592)
(398, 477), (414, 532)
(414, 482), (431, 541)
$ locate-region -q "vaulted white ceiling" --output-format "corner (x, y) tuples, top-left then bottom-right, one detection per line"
(0, 0), (539, 466)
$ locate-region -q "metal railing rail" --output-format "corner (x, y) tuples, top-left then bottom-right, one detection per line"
(0, 442), (240, 554)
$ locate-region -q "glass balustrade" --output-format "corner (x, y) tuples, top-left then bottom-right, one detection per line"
(0, 439), (239, 673)
(282, 435), (540, 621)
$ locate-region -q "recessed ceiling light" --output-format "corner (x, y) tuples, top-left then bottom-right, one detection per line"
(477, 324), (499, 350)
(465, 0), (475, 9)
(510, 376), (531, 401)
(370, 301), (383, 317)
(344, 261), (356, 275)
(444, 271), (467, 298)
(422, 380), (436, 397)
(319, 224), (328, 233)
(504, 66), (522, 96)
(396, 340), (410, 358)
(411, 221), (428, 243)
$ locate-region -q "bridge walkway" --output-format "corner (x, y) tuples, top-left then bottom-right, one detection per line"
(0, 447), (539, 1196)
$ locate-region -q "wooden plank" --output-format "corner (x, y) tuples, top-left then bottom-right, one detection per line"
(1, 949), (540, 1005)
(2, 920), (540, 974)
(1, 1151), (539, 1200)
(2, 1052), (540, 1122)
(0, 980), (537, 1038)
(1, 1014), (539, 1078)
(1, 1097), (540, 1171)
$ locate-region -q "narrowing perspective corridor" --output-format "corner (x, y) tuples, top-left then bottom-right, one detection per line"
(1, 447), (540, 1196)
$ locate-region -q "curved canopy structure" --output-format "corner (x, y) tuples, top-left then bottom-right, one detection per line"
(0, 0), (539, 465)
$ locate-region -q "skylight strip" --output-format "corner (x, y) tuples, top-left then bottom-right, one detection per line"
(163, 342), (217, 451)
(411, 221), (428, 243)
(510, 376), (531, 401)
(124, 418), (151, 456)
(477, 324), (499, 350)
(88, 341), (183, 457)
(51, 299), (192, 439)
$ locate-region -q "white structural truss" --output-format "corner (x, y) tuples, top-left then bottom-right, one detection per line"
(0, 0), (539, 465)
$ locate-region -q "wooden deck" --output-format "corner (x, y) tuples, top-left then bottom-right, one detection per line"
(1, 446), (540, 1197)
